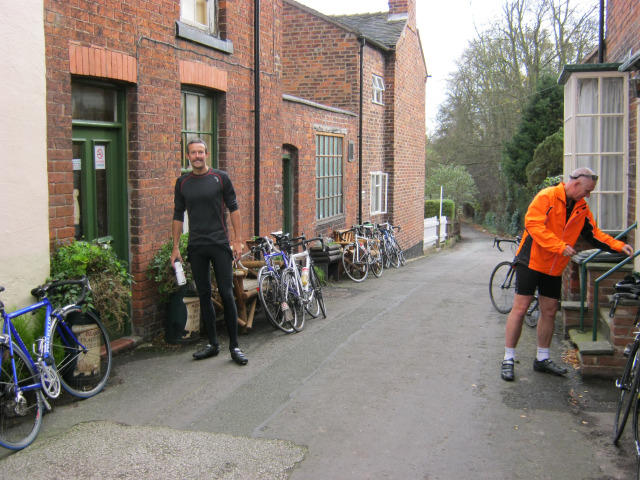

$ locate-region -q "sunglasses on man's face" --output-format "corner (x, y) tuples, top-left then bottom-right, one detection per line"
(570, 174), (599, 182)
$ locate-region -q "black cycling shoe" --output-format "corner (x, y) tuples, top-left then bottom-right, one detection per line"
(533, 358), (567, 376)
(193, 344), (220, 360)
(501, 358), (515, 381)
(231, 348), (248, 365)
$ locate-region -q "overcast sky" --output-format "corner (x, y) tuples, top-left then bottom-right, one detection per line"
(294, 0), (501, 133)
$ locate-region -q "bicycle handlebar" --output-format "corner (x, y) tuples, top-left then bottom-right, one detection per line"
(31, 276), (91, 306)
(493, 237), (519, 252)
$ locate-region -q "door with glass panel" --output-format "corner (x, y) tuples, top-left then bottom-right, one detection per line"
(71, 83), (128, 263)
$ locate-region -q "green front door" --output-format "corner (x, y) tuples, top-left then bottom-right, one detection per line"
(72, 127), (128, 262)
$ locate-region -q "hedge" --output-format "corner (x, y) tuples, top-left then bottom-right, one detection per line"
(424, 199), (455, 218)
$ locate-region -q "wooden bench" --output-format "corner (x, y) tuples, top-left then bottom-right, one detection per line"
(310, 242), (343, 281)
(210, 261), (262, 334)
(233, 261), (264, 333)
(334, 229), (354, 246)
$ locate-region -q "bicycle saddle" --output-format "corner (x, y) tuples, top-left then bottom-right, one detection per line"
(615, 274), (640, 294)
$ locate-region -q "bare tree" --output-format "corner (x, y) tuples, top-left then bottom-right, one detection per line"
(427, 0), (598, 220)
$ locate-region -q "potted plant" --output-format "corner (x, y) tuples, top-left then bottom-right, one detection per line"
(48, 239), (134, 336)
(146, 233), (196, 304)
(147, 233), (214, 344)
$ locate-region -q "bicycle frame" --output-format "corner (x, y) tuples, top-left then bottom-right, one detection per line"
(1, 297), (86, 398)
(1, 300), (52, 396)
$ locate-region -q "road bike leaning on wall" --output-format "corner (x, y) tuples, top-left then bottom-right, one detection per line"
(489, 237), (539, 327)
(279, 234), (327, 332)
(251, 234), (296, 334)
(611, 274), (640, 453)
(0, 276), (112, 450)
(340, 225), (383, 282)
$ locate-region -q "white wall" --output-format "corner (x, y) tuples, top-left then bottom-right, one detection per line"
(0, 0), (51, 308)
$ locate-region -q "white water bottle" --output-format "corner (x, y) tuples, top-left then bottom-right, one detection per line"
(174, 261), (186, 286)
(301, 266), (309, 286)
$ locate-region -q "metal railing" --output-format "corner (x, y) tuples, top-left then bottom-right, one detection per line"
(577, 221), (637, 340)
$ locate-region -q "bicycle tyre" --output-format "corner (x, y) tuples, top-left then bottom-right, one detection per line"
(380, 237), (390, 269)
(49, 310), (112, 399)
(387, 238), (400, 268)
(342, 242), (368, 282)
(258, 270), (294, 333)
(490, 261), (516, 314)
(614, 341), (640, 444)
(281, 268), (304, 332)
(392, 237), (406, 266)
(0, 342), (44, 450)
(633, 377), (640, 457)
(303, 267), (321, 319)
(370, 242), (384, 278)
(309, 266), (326, 319)
(525, 299), (539, 328)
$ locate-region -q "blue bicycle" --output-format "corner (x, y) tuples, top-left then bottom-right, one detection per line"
(0, 276), (112, 450)
(252, 233), (296, 333)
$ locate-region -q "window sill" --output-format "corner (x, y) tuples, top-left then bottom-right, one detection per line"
(176, 21), (234, 54)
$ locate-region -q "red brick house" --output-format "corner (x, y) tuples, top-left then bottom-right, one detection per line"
(559, 0), (640, 376)
(37, 0), (426, 339)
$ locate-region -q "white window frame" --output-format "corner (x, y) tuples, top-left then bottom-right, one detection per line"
(370, 172), (388, 214)
(563, 70), (628, 232)
(180, 0), (217, 36)
(372, 74), (385, 105)
(316, 134), (344, 220)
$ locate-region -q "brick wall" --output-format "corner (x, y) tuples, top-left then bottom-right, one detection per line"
(606, 0), (640, 247)
(386, 20), (426, 252)
(280, 98), (358, 238)
(44, 0), (267, 338)
(282, 3), (359, 112)
(43, 0), (426, 339)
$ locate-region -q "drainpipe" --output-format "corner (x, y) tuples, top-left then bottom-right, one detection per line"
(254, 0), (261, 236)
(598, 0), (604, 63)
(358, 36), (365, 225)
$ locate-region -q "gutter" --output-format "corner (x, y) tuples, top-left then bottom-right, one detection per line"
(358, 35), (365, 225)
(254, 0), (261, 236)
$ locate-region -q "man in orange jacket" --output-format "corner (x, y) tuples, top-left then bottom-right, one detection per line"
(501, 168), (634, 381)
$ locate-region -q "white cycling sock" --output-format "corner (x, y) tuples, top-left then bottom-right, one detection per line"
(504, 348), (516, 361)
(537, 347), (550, 361)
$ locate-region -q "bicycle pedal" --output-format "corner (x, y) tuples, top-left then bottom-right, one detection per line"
(623, 343), (633, 357)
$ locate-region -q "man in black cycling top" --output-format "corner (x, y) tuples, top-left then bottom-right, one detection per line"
(170, 138), (248, 365)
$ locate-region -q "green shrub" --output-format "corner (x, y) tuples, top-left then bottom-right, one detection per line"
(146, 233), (198, 304)
(49, 240), (133, 331)
(424, 199), (455, 218)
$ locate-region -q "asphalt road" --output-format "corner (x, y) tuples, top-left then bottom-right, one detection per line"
(1, 225), (636, 479)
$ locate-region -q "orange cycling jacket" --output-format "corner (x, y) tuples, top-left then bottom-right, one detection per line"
(516, 183), (625, 277)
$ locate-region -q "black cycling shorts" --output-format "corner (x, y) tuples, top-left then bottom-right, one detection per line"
(515, 263), (562, 300)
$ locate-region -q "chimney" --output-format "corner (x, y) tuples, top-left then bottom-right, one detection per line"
(388, 0), (415, 27)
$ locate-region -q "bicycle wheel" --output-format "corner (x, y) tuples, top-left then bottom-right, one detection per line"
(342, 242), (368, 282)
(0, 342), (44, 450)
(614, 341), (640, 444)
(281, 268), (304, 332)
(489, 261), (516, 314)
(303, 267), (321, 319)
(386, 238), (400, 268)
(308, 266), (326, 319)
(258, 270), (294, 334)
(370, 242), (384, 278)
(389, 237), (404, 267)
(525, 297), (539, 328)
(49, 310), (112, 399)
